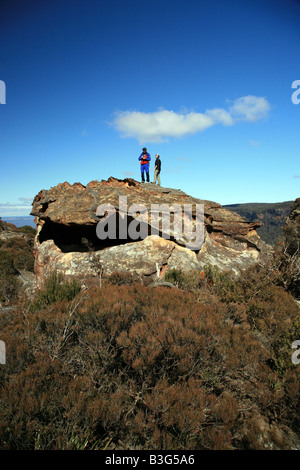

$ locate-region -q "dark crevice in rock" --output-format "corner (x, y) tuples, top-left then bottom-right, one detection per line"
(206, 225), (215, 234)
(38, 218), (145, 253)
(41, 201), (49, 212)
(37, 217), (192, 254)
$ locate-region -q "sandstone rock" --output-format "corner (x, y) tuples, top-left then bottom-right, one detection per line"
(224, 201), (295, 245)
(0, 218), (27, 242)
(284, 197), (300, 255)
(31, 177), (266, 286)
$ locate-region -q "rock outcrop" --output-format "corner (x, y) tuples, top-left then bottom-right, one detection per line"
(31, 177), (266, 286)
(284, 198), (300, 254)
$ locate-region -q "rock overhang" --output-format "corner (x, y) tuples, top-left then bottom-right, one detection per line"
(31, 177), (265, 286)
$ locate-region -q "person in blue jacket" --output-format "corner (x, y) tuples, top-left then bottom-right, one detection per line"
(138, 147), (151, 183)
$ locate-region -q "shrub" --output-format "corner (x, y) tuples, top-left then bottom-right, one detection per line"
(0, 250), (20, 303)
(164, 266), (238, 302)
(1, 281), (298, 450)
(18, 225), (36, 236)
(29, 271), (82, 313)
(14, 251), (34, 272)
(0, 229), (35, 275)
(164, 268), (186, 287)
(0, 274), (20, 304)
(0, 250), (17, 276)
(107, 271), (137, 286)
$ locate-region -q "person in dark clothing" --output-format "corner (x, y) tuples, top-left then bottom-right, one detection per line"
(138, 147), (151, 183)
(153, 154), (161, 186)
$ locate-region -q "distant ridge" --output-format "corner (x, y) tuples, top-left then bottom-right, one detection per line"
(223, 201), (294, 245)
(1, 216), (36, 229)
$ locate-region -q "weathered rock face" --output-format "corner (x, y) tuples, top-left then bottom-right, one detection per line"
(31, 177), (265, 286)
(283, 198), (300, 299)
(284, 198), (300, 255)
(224, 201), (295, 245)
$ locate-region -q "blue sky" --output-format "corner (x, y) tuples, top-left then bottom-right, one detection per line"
(0, 0), (300, 216)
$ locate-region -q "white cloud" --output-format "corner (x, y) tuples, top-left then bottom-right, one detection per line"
(0, 204), (32, 216)
(165, 166), (182, 174)
(113, 109), (214, 143)
(205, 108), (234, 126)
(249, 140), (261, 147)
(229, 95), (271, 122)
(121, 171), (135, 177)
(18, 197), (33, 203)
(175, 156), (191, 163)
(112, 95), (271, 143)
(0, 198), (33, 216)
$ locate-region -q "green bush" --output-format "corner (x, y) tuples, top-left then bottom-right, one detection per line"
(0, 230), (35, 275)
(29, 271), (82, 312)
(164, 266), (237, 300)
(18, 225), (36, 236)
(0, 250), (17, 276)
(164, 268), (186, 287)
(14, 251), (34, 272)
(0, 250), (20, 303)
(0, 274), (20, 304)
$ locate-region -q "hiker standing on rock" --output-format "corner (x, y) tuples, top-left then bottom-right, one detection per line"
(139, 147), (151, 183)
(153, 154), (161, 186)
